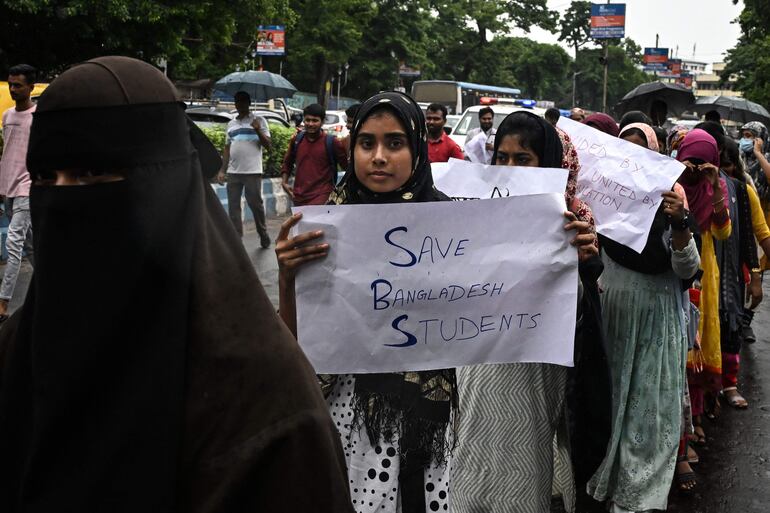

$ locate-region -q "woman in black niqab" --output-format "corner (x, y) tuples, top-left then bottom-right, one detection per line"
(0, 56), (352, 513)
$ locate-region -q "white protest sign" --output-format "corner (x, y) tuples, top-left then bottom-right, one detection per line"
(432, 158), (568, 200)
(557, 116), (685, 253)
(294, 196), (578, 374)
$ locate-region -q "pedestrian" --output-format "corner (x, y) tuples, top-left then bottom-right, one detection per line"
(650, 99), (668, 127)
(281, 103), (347, 205)
(583, 112), (619, 137)
(677, 129), (732, 450)
(275, 91), (455, 512)
(451, 111), (601, 513)
(464, 106), (496, 164)
(0, 56), (354, 513)
(570, 107), (586, 122)
(654, 126), (668, 155)
(588, 122), (700, 508)
(698, 122), (762, 411)
(545, 107), (561, 126)
(0, 64), (37, 323)
(342, 103), (361, 155)
(425, 103), (464, 162)
(216, 90), (272, 248)
(723, 138), (770, 349)
(705, 110), (721, 123)
(739, 121), (770, 249)
(619, 110), (653, 131)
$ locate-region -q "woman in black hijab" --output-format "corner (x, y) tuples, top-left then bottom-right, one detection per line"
(276, 91), (455, 513)
(0, 56), (352, 513)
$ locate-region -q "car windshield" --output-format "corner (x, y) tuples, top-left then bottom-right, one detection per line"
(324, 114), (341, 125)
(452, 112), (511, 136)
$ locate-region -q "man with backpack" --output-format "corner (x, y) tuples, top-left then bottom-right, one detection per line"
(281, 104), (348, 206)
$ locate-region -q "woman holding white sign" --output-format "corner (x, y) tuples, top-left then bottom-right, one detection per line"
(450, 111), (603, 513)
(276, 91), (458, 513)
(587, 123), (701, 510)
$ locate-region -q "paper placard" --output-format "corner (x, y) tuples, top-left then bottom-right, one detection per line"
(294, 197), (578, 374)
(557, 116), (685, 253)
(432, 158), (568, 200)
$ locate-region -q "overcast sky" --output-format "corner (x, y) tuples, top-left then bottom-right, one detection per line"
(512, 0), (744, 66)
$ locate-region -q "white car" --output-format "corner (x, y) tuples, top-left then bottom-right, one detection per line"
(323, 110), (349, 138)
(450, 104), (546, 149)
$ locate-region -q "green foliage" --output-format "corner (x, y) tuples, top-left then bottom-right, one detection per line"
(723, 0), (770, 107)
(263, 124), (296, 176)
(199, 122), (296, 177)
(283, 0), (376, 103)
(468, 38), (571, 103)
(573, 41), (650, 113)
(0, 0), (294, 79)
(558, 1), (594, 59)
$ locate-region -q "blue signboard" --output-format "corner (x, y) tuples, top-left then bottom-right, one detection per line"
(643, 47), (669, 71)
(590, 4), (626, 39)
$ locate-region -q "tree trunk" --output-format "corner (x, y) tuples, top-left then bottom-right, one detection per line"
(315, 54), (328, 107)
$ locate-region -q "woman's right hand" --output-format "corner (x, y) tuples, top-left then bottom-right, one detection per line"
(275, 212), (329, 281)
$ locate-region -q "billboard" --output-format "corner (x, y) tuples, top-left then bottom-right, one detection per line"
(643, 48), (669, 71)
(590, 4), (626, 39)
(256, 25), (285, 56)
(659, 58), (682, 78)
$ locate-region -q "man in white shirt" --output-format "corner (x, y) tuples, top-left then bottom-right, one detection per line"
(217, 91), (272, 248)
(464, 107), (496, 164)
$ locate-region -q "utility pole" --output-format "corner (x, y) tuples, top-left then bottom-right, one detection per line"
(601, 0), (610, 113)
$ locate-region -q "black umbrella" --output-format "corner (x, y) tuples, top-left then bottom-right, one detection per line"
(214, 70), (297, 102)
(690, 95), (770, 125)
(615, 81), (695, 118)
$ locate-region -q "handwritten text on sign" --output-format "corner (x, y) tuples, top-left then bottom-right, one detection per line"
(432, 158), (568, 200)
(557, 116), (685, 253)
(294, 197), (578, 374)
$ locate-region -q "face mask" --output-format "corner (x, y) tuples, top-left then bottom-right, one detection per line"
(740, 138), (755, 153)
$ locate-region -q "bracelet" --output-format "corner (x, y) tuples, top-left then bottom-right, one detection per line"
(712, 196), (724, 205)
(752, 267), (763, 274)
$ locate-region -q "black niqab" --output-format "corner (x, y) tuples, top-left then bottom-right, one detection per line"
(0, 56), (352, 513)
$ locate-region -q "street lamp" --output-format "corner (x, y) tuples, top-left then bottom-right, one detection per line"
(572, 70), (585, 108)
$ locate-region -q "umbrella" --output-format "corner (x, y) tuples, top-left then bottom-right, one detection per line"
(214, 70), (297, 102)
(690, 95), (770, 125)
(615, 81), (695, 118)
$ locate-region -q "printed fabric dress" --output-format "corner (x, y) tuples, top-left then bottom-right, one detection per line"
(587, 238), (700, 512)
(326, 375), (453, 513)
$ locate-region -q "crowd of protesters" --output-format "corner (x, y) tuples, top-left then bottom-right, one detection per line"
(0, 56), (767, 513)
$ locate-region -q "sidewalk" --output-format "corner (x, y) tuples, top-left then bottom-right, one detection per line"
(240, 216), (286, 307)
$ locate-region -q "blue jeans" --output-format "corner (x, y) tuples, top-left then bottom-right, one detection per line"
(0, 196), (33, 301)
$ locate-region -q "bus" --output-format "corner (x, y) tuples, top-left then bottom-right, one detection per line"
(410, 80), (521, 115)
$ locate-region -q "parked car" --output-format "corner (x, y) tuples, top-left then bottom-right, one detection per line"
(323, 110), (349, 138)
(450, 103), (546, 149)
(443, 114), (462, 135)
(186, 106), (290, 129)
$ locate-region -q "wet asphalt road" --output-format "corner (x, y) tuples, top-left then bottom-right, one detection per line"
(5, 215), (770, 511)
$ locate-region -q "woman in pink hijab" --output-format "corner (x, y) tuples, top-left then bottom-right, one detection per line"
(677, 129), (731, 468)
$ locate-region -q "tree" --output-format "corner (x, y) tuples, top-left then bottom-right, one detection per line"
(558, 1), (594, 62)
(468, 37), (571, 103)
(283, 0), (375, 106)
(428, 0), (559, 81)
(573, 41), (649, 113)
(344, 0), (434, 101)
(0, 0), (293, 80)
(722, 0), (770, 107)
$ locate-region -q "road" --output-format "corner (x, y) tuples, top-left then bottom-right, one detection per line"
(4, 215), (770, 512)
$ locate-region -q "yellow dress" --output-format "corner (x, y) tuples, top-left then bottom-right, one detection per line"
(687, 216), (731, 382)
(748, 185), (770, 242)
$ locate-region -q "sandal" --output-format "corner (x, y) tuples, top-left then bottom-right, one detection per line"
(692, 424), (706, 446)
(687, 444), (699, 464)
(675, 459), (698, 492)
(723, 387), (749, 409)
